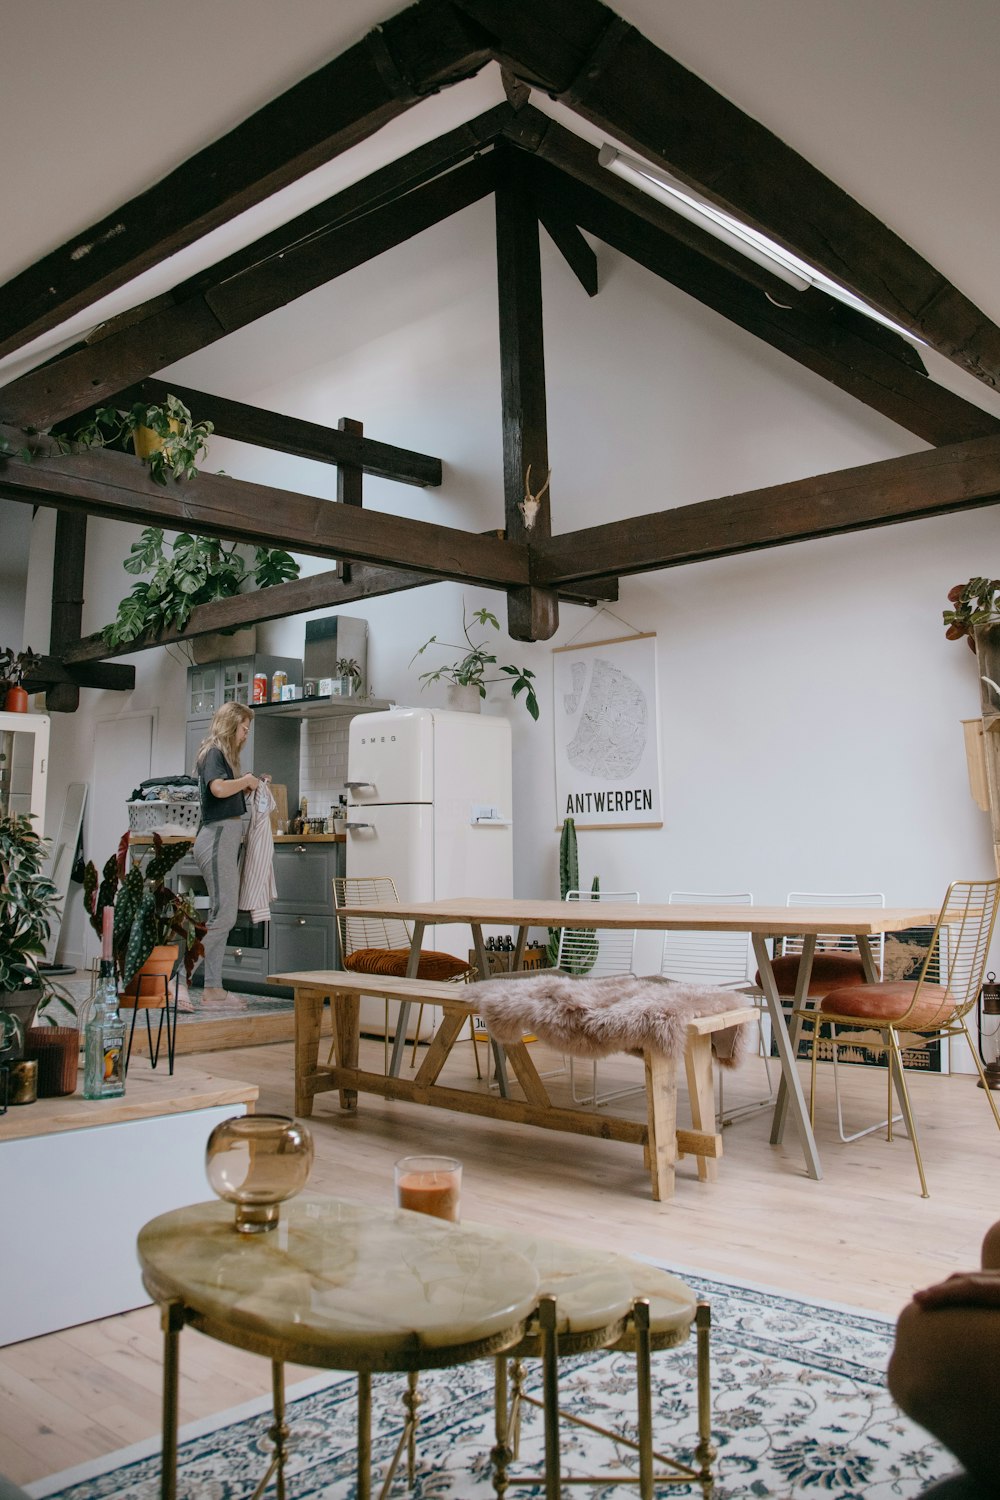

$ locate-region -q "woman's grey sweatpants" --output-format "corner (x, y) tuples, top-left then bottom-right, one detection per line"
(192, 817), (243, 988)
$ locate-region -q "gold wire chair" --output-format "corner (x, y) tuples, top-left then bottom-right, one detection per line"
(793, 878), (1000, 1197)
(332, 876), (480, 1075)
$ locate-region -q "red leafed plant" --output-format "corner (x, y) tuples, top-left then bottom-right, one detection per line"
(943, 577), (1000, 652)
(83, 831), (206, 988)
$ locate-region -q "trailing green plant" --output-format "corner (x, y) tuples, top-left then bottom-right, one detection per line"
(943, 577), (1000, 651)
(546, 817), (600, 973)
(74, 394), (213, 485)
(103, 527), (300, 647)
(410, 607), (539, 720)
(83, 832), (206, 989)
(0, 813), (74, 1020)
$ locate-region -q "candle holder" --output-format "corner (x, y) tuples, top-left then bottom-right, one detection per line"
(206, 1114), (314, 1233)
(394, 1155), (462, 1223)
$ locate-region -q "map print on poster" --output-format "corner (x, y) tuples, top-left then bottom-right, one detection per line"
(553, 632), (663, 828)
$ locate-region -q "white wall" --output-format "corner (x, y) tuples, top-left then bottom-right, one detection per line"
(19, 189), (998, 1008)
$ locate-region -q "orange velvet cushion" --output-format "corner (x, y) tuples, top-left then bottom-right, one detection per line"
(758, 951), (867, 997)
(344, 947), (470, 982)
(819, 981), (953, 1028)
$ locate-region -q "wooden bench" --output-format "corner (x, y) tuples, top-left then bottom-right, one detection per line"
(275, 969), (757, 1201)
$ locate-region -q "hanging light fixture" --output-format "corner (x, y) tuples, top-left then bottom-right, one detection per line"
(598, 144), (924, 343)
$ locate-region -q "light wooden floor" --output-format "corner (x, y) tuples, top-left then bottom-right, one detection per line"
(3, 1030), (1000, 1486)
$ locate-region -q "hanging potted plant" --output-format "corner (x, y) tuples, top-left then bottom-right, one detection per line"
(0, 646), (42, 713)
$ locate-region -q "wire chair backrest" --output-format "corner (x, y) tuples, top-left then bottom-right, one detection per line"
(661, 891), (754, 988)
(333, 876), (412, 960)
(914, 878), (1000, 1025)
(782, 890), (886, 976)
(555, 889), (638, 978)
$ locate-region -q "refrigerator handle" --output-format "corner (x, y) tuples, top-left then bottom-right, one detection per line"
(345, 780), (376, 790)
(344, 821), (374, 831)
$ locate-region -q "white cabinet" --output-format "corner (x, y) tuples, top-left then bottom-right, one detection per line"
(0, 710), (49, 824)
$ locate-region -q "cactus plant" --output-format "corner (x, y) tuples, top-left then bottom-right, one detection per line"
(83, 831), (206, 988)
(546, 819), (600, 972)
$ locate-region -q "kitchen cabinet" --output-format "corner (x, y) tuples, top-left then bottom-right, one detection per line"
(182, 838), (343, 994)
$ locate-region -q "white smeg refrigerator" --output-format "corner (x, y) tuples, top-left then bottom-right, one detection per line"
(345, 706), (513, 1038)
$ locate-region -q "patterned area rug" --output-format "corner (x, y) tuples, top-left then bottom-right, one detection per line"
(27, 1269), (953, 1499)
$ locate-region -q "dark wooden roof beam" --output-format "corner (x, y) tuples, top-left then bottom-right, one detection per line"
(0, 428), (528, 588)
(533, 431), (1000, 586)
(0, 0), (492, 361)
(1, 154), (498, 430)
(130, 380), (442, 489)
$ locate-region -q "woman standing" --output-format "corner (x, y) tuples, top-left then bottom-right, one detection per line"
(192, 702), (260, 1002)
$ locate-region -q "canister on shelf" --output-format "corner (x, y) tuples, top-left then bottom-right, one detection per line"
(271, 670), (288, 702)
(304, 679), (317, 698)
(252, 673), (268, 704)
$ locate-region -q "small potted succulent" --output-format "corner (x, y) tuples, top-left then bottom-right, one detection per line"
(411, 607), (539, 720)
(83, 832), (207, 993)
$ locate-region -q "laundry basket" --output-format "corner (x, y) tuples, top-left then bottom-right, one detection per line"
(127, 799), (201, 834)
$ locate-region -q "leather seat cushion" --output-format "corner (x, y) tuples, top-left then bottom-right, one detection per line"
(345, 947), (471, 981)
(819, 981), (952, 1028)
(759, 951), (867, 997)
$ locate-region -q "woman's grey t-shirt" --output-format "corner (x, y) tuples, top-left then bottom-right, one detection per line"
(198, 746), (245, 824)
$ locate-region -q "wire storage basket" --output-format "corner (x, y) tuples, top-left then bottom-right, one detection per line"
(127, 799), (201, 834)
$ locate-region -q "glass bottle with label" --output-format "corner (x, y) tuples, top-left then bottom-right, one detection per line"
(84, 906), (126, 1099)
(83, 958), (126, 1098)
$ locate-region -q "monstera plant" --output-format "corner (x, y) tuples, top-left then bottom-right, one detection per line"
(83, 832), (205, 988)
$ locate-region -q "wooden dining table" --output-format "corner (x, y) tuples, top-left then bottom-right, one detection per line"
(339, 896), (941, 1182)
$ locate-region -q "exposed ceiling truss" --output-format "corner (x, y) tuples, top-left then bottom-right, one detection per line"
(2, 0), (999, 707)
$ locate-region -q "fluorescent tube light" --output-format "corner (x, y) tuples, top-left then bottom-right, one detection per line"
(599, 144), (923, 343)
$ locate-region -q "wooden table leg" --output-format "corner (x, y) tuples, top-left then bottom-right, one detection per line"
(684, 1032), (718, 1183)
(333, 992), (360, 1111)
(294, 988), (323, 1117)
(644, 1049), (678, 1201)
(357, 1371), (372, 1500)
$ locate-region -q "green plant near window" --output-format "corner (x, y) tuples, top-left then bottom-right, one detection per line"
(410, 607), (539, 720)
(82, 832), (206, 989)
(943, 577), (1000, 651)
(103, 528), (300, 647)
(74, 394), (213, 485)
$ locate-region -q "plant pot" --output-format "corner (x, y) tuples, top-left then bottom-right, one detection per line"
(120, 945), (180, 1010)
(446, 683), (482, 714)
(3, 685), (28, 712)
(132, 419), (180, 459)
(0, 986), (42, 1034)
(24, 1026), (80, 1097)
(191, 627), (258, 664)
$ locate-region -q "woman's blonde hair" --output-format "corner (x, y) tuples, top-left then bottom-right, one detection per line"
(195, 701), (253, 776)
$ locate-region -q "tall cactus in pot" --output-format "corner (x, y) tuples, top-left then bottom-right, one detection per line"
(546, 819), (599, 972)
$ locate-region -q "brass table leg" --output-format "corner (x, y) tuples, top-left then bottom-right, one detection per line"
(695, 1301), (717, 1496)
(538, 1295), (561, 1500)
(159, 1300), (184, 1500)
(357, 1371), (372, 1500)
(633, 1299), (654, 1500)
(492, 1355), (512, 1496)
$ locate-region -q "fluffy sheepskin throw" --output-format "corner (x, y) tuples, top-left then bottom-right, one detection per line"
(471, 972), (750, 1068)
